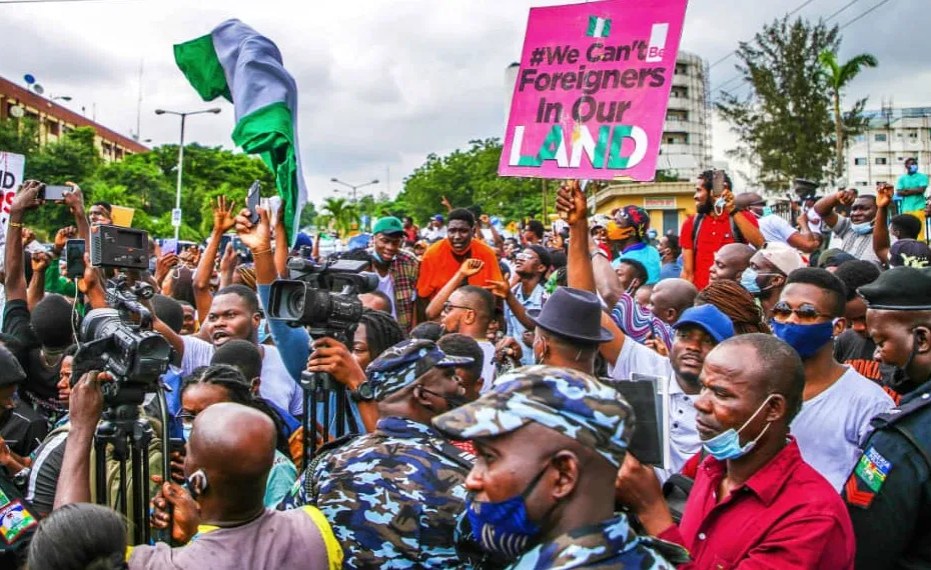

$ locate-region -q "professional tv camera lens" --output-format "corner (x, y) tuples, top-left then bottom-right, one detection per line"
(288, 290), (304, 317)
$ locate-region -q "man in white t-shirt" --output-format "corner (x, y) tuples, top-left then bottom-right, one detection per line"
(736, 192), (821, 254)
(421, 215), (448, 242)
(771, 268), (894, 491)
(151, 285), (303, 417)
(604, 303), (735, 478)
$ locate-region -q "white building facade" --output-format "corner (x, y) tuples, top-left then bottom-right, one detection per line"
(847, 106), (931, 191)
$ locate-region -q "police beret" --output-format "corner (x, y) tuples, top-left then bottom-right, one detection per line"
(858, 266), (931, 310)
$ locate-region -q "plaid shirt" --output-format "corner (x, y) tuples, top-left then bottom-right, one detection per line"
(370, 248), (419, 332)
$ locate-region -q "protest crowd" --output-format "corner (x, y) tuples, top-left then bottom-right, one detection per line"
(0, 160), (927, 570)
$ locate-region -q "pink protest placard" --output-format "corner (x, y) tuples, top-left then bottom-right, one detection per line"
(499, 0), (688, 181)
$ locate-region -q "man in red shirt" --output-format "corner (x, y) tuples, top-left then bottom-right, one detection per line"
(680, 170), (763, 290)
(416, 208), (503, 318)
(616, 333), (855, 569)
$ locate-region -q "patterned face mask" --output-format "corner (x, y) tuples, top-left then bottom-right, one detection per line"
(466, 463), (550, 559)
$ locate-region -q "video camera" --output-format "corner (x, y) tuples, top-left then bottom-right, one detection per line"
(267, 257), (378, 465)
(266, 257), (378, 338)
(90, 225), (149, 271)
(70, 277), (172, 407)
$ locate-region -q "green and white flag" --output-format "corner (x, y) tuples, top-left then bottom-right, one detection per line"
(586, 16), (612, 38)
(174, 19), (307, 245)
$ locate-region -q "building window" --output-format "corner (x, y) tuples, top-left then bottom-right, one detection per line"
(857, 181), (868, 186)
(674, 63), (687, 75)
(853, 134), (866, 143)
(670, 86), (688, 98)
(909, 130), (919, 139)
(874, 133), (887, 142)
(875, 158), (888, 165)
(854, 158), (868, 166)
(47, 121), (60, 136)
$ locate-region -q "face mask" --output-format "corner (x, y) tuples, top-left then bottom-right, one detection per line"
(181, 424), (193, 443)
(702, 394), (775, 461)
(418, 385), (469, 410)
(890, 330), (921, 392)
(762, 206), (773, 217)
(371, 249), (387, 265)
(771, 321), (834, 359)
(740, 268), (761, 295)
(908, 164), (918, 175)
(467, 464), (550, 559)
(851, 221), (873, 235)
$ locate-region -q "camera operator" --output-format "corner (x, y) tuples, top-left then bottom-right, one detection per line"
(55, 373), (340, 569)
(234, 206), (406, 435)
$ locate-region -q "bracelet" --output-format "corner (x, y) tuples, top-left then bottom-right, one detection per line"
(8, 222), (22, 228)
(590, 249), (607, 259)
(252, 248), (273, 256)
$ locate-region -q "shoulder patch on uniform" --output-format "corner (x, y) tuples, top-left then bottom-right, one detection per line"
(0, 500), (37, 544)
(845, 445), (893, 509)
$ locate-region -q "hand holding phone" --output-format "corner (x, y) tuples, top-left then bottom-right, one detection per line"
(246, 181), (261, 224)
(65, 239), (86, 278)
(41, 185), (70, 202)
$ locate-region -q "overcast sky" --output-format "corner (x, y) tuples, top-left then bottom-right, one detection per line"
(0, 0), (923, 203)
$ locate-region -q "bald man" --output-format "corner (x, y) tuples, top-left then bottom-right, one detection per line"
(737, 192), (820, 253)
(56, 376), (341, 569)
(709, 243), (754, 283)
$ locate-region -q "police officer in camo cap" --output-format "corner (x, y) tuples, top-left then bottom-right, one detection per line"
(433, 365), (686, 568)
(842, 266), (931, 568)
(278, 338), (478, 568)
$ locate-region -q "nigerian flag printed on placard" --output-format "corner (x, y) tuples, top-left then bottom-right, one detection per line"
(173, 19), (307, 246)
(586, 16), (612, 38)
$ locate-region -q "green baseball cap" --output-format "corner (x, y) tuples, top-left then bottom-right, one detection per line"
(373, 216), (404, 236)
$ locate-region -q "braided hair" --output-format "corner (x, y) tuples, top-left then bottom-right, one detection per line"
(695, 279), (771, 335)
(358, 309), (407, 359)
(181, 364), (290, 456)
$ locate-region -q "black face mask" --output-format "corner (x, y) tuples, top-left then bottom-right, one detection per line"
(890, 330), (922, 394)
(418, 385), (469, 411)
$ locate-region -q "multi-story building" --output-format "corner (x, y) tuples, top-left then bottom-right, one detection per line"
(0, 75), (148, 161)
(847, 106), (931, 191)
(657, 50), (712, 182)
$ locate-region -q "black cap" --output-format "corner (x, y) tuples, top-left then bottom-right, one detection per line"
(859, 267), (931, 310)
(793, 178), (818, 194)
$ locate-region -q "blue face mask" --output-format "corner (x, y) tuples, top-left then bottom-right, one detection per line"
(851, 221), (873, 235)
(908, 164), (919, 175)
(181, 424), (193, 443)
(740, 268), (760, 295)
(702, 394), (775, 461)
(771, 320), (834, 359)
(467, 464), (550, 559)
(761, 206), (773, 217)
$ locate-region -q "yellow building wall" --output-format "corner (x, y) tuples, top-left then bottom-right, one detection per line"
(591, 182), (696, 236)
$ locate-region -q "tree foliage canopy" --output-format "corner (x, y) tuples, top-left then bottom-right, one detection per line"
(716, 17), (870, 189)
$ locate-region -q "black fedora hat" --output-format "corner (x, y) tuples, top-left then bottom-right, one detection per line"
(532, 287), (614, 344)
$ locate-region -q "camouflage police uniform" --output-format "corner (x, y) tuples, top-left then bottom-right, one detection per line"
(434, 365), (688, 570)
(842, 268), (931, 569)
(279, 339), (476, 569)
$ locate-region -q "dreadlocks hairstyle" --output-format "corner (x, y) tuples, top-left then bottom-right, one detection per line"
(358, 309), (407, 360)
(696, 279), (771, 335)
(181, 364), (290, 456)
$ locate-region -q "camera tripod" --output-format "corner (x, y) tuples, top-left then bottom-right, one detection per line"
(92, 386), (171, 545)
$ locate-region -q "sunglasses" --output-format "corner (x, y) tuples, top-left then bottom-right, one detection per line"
(515, 252), (539, 262)
(442, 302), (474, 313)
(771, 302), (832, 323)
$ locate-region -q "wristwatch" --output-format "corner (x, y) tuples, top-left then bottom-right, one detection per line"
(350, 382), (375, 402)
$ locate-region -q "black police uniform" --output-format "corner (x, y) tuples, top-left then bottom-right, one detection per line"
(842, 267), (931, 569)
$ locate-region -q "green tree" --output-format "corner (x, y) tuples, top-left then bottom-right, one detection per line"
(321, 197), (359, 237)
(819, 49), (878, 181)
(0, 117), (39, 156)
(399, 138), (542, 225)
(716, 17), (847, 188)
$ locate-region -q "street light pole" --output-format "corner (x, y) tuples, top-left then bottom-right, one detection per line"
(155, 107), (222, 240)
(330, 177), (379, 202)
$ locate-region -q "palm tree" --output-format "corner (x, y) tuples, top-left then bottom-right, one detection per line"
(819, 50), (878, 181)
(321, 197), (359, 237)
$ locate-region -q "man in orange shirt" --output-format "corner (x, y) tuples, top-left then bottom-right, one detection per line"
(416, 208), (503, 319)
